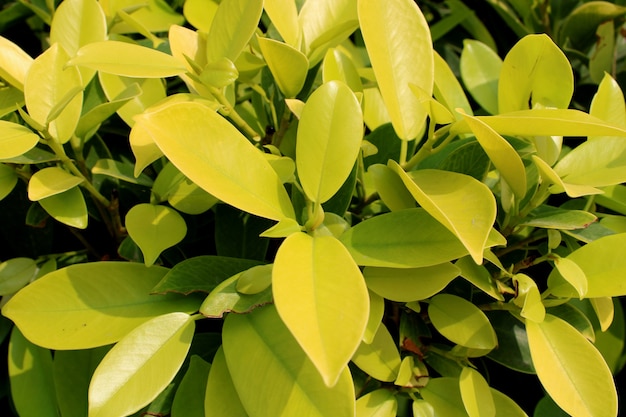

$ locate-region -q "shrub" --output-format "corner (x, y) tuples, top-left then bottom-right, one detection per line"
(1, 0), (626, 416)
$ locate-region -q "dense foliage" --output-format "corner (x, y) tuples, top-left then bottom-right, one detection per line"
(1, 0), (626, 416)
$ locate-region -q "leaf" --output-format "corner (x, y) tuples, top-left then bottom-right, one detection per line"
(519, 205), (597, 230)
(459, 367), (495, 417)
(368, 164), (415, 212)
(340, 208), (504, 268)
(38, 186), (88, 229)
(8, 327), (58, 417)
(206, 0), (263, 63)
(152, 255), (263, 295)
(125, 203), (187, 266)
(257, 37), (308, 98)
(590, 73), (626, 140)
(391, 164), (497, 263)
(428, 294), (497, 350)
(356, 389), (397, 417)
(485, 311), (535, 374)
(363, 263), (460, 302)
(412, 399), (435, 417)
(0, 121), (40, 159)
(460, 39), (501, 115)
(223, 304), (356, 417)
(0, 164), (17, 200)
(553, 256), (588, 298)
(297, 80), (363, 203)
(358, 0), (433, 140)
(434, 51), (472, 118)
(512, 274), (546, 323)
(92, 158), (153, 186)
(88, 312), (195, 417)
(455, 256), (503, 301)
(352, 323), (401, 383)
(526, 314), (617, 417)
(0, 35), (33, 90)
(557, 2), (626, 49)
(532, 155), (602, 198)
(419, 377), (468, 417)
(323, 47), (363, 92)
(264, 0), (301, 48)
(28, 166), (84, 201)
(236, 264), (273, 295)
(2, 262), (200, 349)
(199, 272), (273, 318)
(0, 257), (37, 295)
(273, 233), (369, 386)
(104, 0), (183, 34)
(458, 111), (527, 199)
(67, 41), (187, 78)
(548, 233), (626, 297)
(363, 290), (384, 344)
(498, 34), (573, 112)
(25, 43), (82, 143)
(589, 20), (614, 84)
(204, 347), (247, 417)
(135, 101), (295, 221)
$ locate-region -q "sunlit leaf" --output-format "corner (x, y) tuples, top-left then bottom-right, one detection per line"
(419, 377), (468, 417)
(363, 290), (384, 344)
(323, 47), (363, 92)
(38, 186), (88, 229)
(553, 256), (588, 299)
(204, 347), (247, 417)
(368, 164), (415, 211)
(0, 121), (39, 159)
(88, 312), (194, 417)
(206, 0), (263, 63)
(459, 367), (495, 417)
(519, 205), (597, 230)
(412, 399), (435, 417)
(297, 81), (363, 204)
(0, 164), (18, 200)
(104, 0), (184, 34)
(236, 264), (273, 295)
(455, 256), (503, 301)
(527, 314), (617, 417)
(223, 304), (356, 416)
(257, 37), (308, 98)
(28, 167), (84, 201)
(199, 272), (273, 318)
(363, 87), (391, 131)
(391, 164), (497, 263)
(135, 101), (295, 221)
(264, 0), (301, 48)
(183, 0), (219, 32)
(92, 158), (153, 187)
(429, 294), (497, 350)
(273, 233), (369, 386)
(0, 35), (33, 90)
(513, 274), (545, 323)
(460, 39), (501, 115)
(532, 155), (602, 198)
(356, 389), (397, 417)
(2, 262), (200, 349)
(434, 51), (472, 118)
(352, 323), (401, 383)
(590, 73), (626, 141)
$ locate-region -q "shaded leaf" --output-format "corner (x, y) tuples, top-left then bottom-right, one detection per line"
(0, 35), (33, 90)
(204, 347), (247, 417)
(199, 272), (273, 318)
(519, 205), (597, 230)
(460, 39), (501, 115)
(356, 389), (397, 417)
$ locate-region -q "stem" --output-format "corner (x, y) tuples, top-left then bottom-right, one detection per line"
(403, 125), (453, 170)
(208, 85), (261, 142)
(399, 140), (408, 166)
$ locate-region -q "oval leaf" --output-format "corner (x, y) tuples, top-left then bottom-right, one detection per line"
(38, 186), (88, 229)
(0, 257), (37, 296)
(257, 37), (308, 98)
(135, 101), (295, 221)
(125, 203), (187, 267)
(527, 314), (617, 417)
(297, 80), (363, 203)
(554, 137), (626, 187)
(356, 389), (397, 417)
(358, 0), (433, 140)
(428, 294), (497, 350)
(590, 73), (626, 140)
(0, 121), (39, 159)
(28, 167), (84, 201)
(459, 367), (495, 417)
(206, 0), (263, 63)
(460, 39), (501, 115)
(172, 355), (212, 417)
(88, 312), (195, 417)
(352, 323), (401, 383)
(391, 164), (497, 263)
(2, 262), (200, 349)
(0, 35), (33, 90)
(204, 347), (247, 417)
(273, 233), (369, 386)
(223, 304), (356, 416)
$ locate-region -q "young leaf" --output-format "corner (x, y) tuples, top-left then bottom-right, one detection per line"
(88, 312), (195, 417)
(222, 304), (356, 417)
(125, 203), (187, 267)
(25, 43), (83, 143)
(363, 263), (460, 302)
(0, 35), (33, 90)
(590, 73), (626, 140)
(297, 80), (363, 204)
(236, 264), (273, 295)
(428, 294), (497, 350)
(358, 0), (433, 140)
(38, 186), (88, 229)
(459, 367), (496, 417)
(352, 323), (401, 382)
(273, 233), (369, 386)
(135, 101), (295, 221)
(204, 347), (247, 417)
(363, 290), (384, 344)
(67, 41), (187, 78)
(28, 167), (84, 201)
(460, 39), (501, 115)
(8, 328), (58, 417)
(355, 389), (397, 417)
(391, 164), (497, 263)
(257, 37), (308, 98)
(2, 262), (200, 349)
(205, 0), (263, 64)
(527, 314), (617, 417)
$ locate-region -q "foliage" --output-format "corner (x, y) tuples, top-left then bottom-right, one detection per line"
(1, 0), (626, 416)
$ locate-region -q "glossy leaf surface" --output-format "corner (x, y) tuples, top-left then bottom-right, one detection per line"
(223, 305), (356, 416)
(2, 262), (200, 349)
(355, 389), (397, 417)
(358, 0), (433, 140)
(136, 101), (295, 221)
(459, 367), (495, 417)
(28, 167), (84, 201)
(38, 186), (88, 229)
(88, 312), (195, 417)
(460, 39), (501, 115)
(554, 137), (626, 187)
(0, 35), (33, 90)
(273, 232), (369, 386)
(297, 81), (363, 203)
(199, 271), (273, 318)
(264, 0), (301, 47)
(258, 37), (308, 98)
(0, 121), (39, 159)
(352, 323), (401, 382)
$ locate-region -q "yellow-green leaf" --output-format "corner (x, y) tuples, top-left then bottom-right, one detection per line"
(297, 80), (363, 203)
(323, 47), (363, 92)
(591, 297), (614, 332)
(134, 101), (295, 221)
(434, 51), (472, 118)
(513, 273), (546, 323)
(223, 304), (356, 416)
(429, 294), (497, 350)
(352, 323), (401, 382)
(590, 73), (626, 141)
(0, 35), (33, 91)
(358, 0), (433, 140)
(527, 314), (617, 417)
(356, 389), (397, 417)
(459, 367), (495, 417)
(88, 312), (194, 417)
(532, 155), (602, 198)
(68, 41), (187, 78)
(183, 0), (219, 32)
(0, 257), (36, 295)
(257, 37), (308, 98)
(25, 43), (82, 143)
(363, 290), (384, 344)
(458, 111), (527, 199)
(460, 39), (501, 115)
(553, 256), (588, 299)
(125, 204), (187, 267)
(204, 347), (247, 417)
(206, 0), (263, 63)
(2, 262), (200, 350)
(273, 233), (369, 386)
(264, 0), (301, 48)
(38, 186), (88, 229)
(0, 121), (39, 159)
(391, 163), (497, 263)
(368, 164), (415, 212)
(28, 167), (84, 201)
